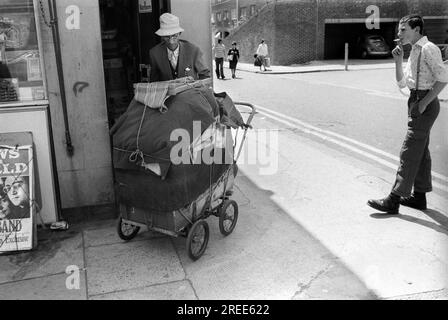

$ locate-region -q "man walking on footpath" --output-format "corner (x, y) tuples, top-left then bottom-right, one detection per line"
(256, 39), (269, 72)
(368, 14), (448, 214)
(214, 39), (226, 79)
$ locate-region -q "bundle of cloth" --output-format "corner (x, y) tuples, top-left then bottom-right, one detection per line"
(111, 77), (244, 214)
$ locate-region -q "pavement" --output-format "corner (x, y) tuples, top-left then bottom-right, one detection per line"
(0, 59), (447, 301)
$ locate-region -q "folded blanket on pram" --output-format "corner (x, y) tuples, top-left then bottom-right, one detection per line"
(111, 79), (242, 214)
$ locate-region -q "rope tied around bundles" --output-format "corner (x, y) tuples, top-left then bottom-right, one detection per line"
(129, 100), (150, 167)
(129, 149), (145, 166)
(128, 78), (210, 167)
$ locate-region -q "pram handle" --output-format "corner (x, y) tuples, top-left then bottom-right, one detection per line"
(232, 102), (257, 162)
(233, 102), (257, 129)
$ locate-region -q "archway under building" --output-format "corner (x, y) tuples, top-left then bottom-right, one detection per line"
(324, 21), (398, 59)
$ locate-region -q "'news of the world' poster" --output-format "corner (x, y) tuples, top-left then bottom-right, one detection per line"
(0, 132), (35, 253)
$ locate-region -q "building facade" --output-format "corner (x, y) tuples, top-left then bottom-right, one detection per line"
(212, 0), (448, 65)
(211, 0), (269, 39)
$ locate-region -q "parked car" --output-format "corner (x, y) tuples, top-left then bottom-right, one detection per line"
(357, 35), (391, 59)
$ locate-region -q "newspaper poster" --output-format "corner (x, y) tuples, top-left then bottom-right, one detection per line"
(0, 132), (35, 253)
(27, 56), (42, 81)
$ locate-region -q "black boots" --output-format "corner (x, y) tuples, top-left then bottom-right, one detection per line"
(367, 193), (400, 214)
(400, 192), (427, 210)
(368, 192), (428, 214)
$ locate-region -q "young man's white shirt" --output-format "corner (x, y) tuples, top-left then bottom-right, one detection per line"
(398, 36), (448, 90)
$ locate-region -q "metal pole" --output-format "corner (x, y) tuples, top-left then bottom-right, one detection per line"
(236, 0), (239, 24)
(344, 42), (349, 71)
(48, 0), (74, 156)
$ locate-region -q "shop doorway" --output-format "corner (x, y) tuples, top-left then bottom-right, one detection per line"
(99, 0), (169, 127)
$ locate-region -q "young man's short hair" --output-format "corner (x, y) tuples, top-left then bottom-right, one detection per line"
(400, 14), (424, 34)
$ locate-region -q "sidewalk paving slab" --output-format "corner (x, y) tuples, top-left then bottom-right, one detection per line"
(85, 237), (185, 296)
(0, 272), (87, 300)
(0, 232), (84, 284)
(90, 280), (196, 300)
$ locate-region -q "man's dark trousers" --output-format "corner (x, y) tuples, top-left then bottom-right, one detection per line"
(215, 58), (224, 79)
(392, 90), (440, 197)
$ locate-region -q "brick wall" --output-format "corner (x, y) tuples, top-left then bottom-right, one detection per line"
(274, 1), (317, 65)
(223, 3), (276, 64)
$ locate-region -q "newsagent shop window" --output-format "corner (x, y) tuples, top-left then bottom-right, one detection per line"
(0, 0), (47, 106)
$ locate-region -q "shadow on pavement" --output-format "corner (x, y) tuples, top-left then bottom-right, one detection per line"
(370, 211), (448, 236)
(170, 174), (378, 300)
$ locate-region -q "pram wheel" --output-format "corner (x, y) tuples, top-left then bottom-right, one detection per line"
(117, 218), (140, 241)
(219, 200), (239, 236)
(186, 220), (209, 261)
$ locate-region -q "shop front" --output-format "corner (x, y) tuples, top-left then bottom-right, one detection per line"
(0, 0), (59, 229)
(1, 0), (213, 228)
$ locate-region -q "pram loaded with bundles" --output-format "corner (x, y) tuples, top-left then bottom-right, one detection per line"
(111, 77), (256, 260)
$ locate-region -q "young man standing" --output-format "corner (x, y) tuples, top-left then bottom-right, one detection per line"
(368, 15), (448, 214)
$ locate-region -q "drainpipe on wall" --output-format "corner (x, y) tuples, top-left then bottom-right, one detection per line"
(48, 0), (74, 157)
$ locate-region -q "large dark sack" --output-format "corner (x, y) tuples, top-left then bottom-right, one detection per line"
(111, 86), (233, 213)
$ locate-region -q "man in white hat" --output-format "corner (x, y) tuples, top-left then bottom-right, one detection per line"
(149, 13), (210, 82)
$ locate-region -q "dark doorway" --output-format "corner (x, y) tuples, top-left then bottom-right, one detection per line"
(324, 22), (397, 59)
(99, 0), (169, 127)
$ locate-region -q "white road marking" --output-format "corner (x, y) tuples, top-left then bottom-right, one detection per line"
(276, 75), (448, 107)
(256, 105), (448, 191)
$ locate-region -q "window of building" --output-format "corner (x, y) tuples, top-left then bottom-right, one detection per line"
(240, 7), (247, 19)
(217, 12), (222, 22)
(250, 5), (256, 16)
(231, 9), (237, 20)
(0, 2), (46, 105)
(224, 10), (229, 20)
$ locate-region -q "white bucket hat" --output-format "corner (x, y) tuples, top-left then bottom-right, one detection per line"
(155, 13), (184, 36)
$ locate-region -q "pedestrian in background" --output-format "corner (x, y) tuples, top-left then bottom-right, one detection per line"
(228, 42), (240, 79)
(214, 39), (226, 80)
(256, 39), (268, 72)
(368, 14), (448, 214)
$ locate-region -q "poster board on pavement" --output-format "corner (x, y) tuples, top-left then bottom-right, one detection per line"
(0, 132), (36, 253)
